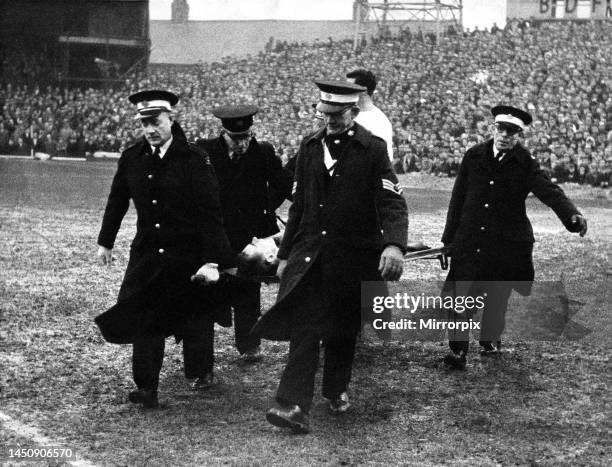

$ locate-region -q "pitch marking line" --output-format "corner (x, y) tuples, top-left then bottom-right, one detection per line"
(0, 411), (98, 467)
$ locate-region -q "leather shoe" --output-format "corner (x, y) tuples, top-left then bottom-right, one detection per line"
(443, 351), (467, 370)
(480, 341), (502, 356)
(128, 389), (158, 408)
(266, 404), (310, 434)
(242, 346), (263, 363)
(191, 372), (215, 390)
(327, 392), (350, 414)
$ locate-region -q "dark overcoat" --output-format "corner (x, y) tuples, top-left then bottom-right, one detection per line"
(252, 124), (408, 341)
(196, 135), (292, 252)
(441, 139), (582, 296)
(95, 132), (235, 343)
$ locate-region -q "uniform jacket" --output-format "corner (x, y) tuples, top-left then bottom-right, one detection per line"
(252, 123), (408, 340)
(197, 135), (292, 252)
(442, 139), (582, 295)
(95, 130), (235, 343)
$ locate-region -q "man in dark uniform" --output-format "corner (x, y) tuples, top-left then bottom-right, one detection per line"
(196, 105), (292, 372)
(441, 105), (588, 370)
(95, 90), (235, 407)
(253, 80), (408, 434)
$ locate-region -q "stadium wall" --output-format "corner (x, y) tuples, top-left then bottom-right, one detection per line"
(149, 19), (439, 64)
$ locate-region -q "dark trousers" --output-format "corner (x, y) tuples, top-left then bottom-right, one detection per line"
(275, 331), (357, 413)
(132, 332), (165, 391)
(182, 313), (215, 378)
(448, 282), (513, 354)
(233, 280), (261, 354)
(132, 313), (214, 390)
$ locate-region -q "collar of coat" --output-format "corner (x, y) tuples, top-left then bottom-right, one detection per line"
(303, 122), (372, 148)
(128, 134), (193, 159)
(219, 132), (257, 156)
(480, 139), (534, 168)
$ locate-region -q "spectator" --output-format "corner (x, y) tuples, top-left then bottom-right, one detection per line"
(14, 136), (29, 155)
(40, 133), (57, 158)
(66, 134), (85, 158)
(346, 68), (394, 160)
(552, 156), (571, 183)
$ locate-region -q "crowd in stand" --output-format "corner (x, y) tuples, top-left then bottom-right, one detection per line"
(1, 19), (611, 187)
(0, 39), (59, 87)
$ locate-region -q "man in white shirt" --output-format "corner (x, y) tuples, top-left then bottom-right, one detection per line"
(346, 69), (394, 161)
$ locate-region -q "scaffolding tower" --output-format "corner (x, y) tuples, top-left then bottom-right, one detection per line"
(353, 0), (463, 49)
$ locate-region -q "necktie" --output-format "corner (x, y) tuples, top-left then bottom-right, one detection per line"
(324, 130), (351, 160)
(496, 151), (506, 162)
(153, 146), (161, 161)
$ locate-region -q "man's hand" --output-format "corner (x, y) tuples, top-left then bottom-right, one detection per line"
(191, 263), (220, 285)
(97, 246), (113, 266)
(571, 214), (588, 237)
(379, 245), (404, 281)
(276, 259), (287, 279)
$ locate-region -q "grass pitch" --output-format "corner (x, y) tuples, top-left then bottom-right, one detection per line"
(0, 159), (610, 466)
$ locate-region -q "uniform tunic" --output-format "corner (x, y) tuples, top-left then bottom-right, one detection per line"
(95, 135), (235, 343)
(252, 123), (408, 341)
(197, 135), (292, 252)
(442, 139), (582, 295)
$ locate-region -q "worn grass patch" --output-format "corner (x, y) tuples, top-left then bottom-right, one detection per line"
(0, 161), (611, 465)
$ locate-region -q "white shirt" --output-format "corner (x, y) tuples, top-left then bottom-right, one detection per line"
(354, 105), (393, 161)
(322, 140), (337, 175)
(150, 136), (173, 159)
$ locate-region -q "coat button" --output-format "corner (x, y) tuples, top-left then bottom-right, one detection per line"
(158, 248), (165, 254)
(321, 230), (327, 236)
(480, 226), (485, 231)
(319, 204), (324, 208)
(476, 248), (481, 253)
(152, 199), (158, 205)
(305, 257), (311, 263)
(489, 180), (494, 185)
(155, 223), (160, 229)
(148, 174), (153, 180)
(263, 209), (267, 214)
(484, 203), (489, 208)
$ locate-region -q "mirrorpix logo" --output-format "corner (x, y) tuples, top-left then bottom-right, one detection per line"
(370, 316), (481, 332)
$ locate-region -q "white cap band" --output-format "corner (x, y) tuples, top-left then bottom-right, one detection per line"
(319, 91), (360, 104)
(136, 100), (172, 112)
(495, 114), (526, 130)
